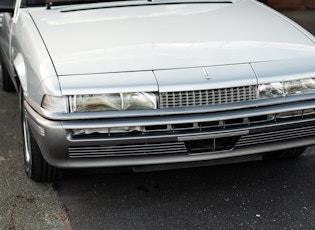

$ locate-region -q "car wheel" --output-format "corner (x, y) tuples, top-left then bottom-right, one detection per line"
(264, 147), (307, 160)
(0, 58), (15, 92)
(21, 90), (63, 182)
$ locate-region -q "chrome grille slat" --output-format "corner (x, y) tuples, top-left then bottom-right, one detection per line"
(70, 146), (187, 154)
(159, 86), (258, 108)
(70, 142), (185, 152)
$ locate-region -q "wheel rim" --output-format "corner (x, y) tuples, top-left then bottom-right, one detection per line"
(22, 107), (32, 173)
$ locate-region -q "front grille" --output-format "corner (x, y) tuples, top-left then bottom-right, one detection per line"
(69, 124), (315, 158)
(159, 86), (258, 108)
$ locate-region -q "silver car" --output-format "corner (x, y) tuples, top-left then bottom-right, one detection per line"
(1, 0), (315, 182)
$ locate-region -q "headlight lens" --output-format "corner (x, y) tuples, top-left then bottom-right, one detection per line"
(41, 95), (68, 113)
(70, 92), (157, 112)
(258, 78), (315, 99)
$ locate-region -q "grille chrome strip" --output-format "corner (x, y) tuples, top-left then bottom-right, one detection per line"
(178, 130), (249, 141)
(160, 86), (258, 108)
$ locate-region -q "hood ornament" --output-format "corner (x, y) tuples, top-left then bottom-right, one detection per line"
(203, 68), (211, 79)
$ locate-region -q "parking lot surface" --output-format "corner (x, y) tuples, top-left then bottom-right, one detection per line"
(0, 90), (67, 229)
(56, 153), (315, 229)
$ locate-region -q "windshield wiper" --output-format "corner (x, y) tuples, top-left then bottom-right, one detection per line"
(46, 0), (230, 9)
(46, 0), (124, 9)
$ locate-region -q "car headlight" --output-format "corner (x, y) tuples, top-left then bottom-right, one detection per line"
(69, 92), (157, 112)
(258, 78), (315, 99)
(41, 95), (68, 113)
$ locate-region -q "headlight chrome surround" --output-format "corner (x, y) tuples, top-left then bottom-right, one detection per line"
(69, 92), (157, 113)
(258, 78), (315, 99)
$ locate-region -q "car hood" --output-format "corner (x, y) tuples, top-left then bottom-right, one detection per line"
(29, 0), (315, 76)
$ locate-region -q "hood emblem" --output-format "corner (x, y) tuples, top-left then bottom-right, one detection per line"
(203, 68), (211, 79)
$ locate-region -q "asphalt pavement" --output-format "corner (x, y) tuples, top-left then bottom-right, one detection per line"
(56, 154), (315, 229)
(0, 90), (67, 229)
(0, 8), (315, 230)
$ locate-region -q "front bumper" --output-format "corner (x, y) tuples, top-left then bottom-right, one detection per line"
(25, 99), (315, 169)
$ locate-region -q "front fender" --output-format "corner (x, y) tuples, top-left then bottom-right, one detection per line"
(11, 8), (59, 106)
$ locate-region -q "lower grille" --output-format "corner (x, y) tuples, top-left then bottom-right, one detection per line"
(236, 125), (315, 147)
(69, 125), (315, 158)
(69, 142), (187, 158)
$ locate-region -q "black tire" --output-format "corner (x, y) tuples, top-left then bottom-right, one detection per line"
(264, 147), (307, 160)
(1, 58), (15, 92)
(21, 90), (63, 182)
